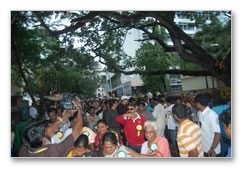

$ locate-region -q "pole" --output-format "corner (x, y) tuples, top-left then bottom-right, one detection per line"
(205, 76), (208, 89)
(109, 74), (112, 97)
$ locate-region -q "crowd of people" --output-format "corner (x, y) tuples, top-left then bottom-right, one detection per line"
(12, 92), (231, 158)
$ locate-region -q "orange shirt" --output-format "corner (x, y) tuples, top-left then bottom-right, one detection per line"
(177, 119), (204, 157)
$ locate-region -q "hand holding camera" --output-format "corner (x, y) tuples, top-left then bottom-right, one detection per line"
(60, 93), (80, 110)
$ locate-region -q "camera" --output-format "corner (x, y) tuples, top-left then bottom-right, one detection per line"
(59, 93), (78, 110)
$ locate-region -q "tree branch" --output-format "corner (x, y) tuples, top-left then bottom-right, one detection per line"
(34, 11), (100, 37)
(108, 67), (213, 77)
(34, 11), (58, 38)
(101, 11), (145, 24)
(12, 41), (37, 106)
(169, 30), (199, 64)
(70, 11), (100, 23)
(134, 38), (152, 42)
(97, 50), (212, 77)
(137, 26), (176, 52)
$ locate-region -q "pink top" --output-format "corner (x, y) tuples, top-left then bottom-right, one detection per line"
(141, 136), (171, 157)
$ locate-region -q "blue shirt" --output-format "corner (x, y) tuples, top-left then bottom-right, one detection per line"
(226, 147), (231, 157)
(212, 104), (230, 138)
(212, 105), (229, 116)
(146, 105), (153, 112)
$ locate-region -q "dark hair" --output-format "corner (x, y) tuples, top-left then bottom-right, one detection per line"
(152, 97), (159, 102)
(172, 104), (191, 119)
(22, 121), (46, 152)
(205, 93), (212, 99)
(165, 96), (176, 104)
(129, 97), (136, 103)
(96, 119), (108, 126)
(89, 106), (95, 111)
(102, 132), (118, 146)
(219, 96), (231, 105)
(128, 102), (136, 108)
(74, 134), (89, 148)
(175, 96), (182, 101)
(158, 95), (165, 104)
(194, 94), (210, 107)
(137, 101), (146, 107)
(104, 100), (109, 105)
(108, 99), (117, 108)
(219, 108), (231, 127)
(47, 107), (57, 115)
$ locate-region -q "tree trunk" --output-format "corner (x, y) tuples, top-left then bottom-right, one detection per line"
(12, 44), (37, 107)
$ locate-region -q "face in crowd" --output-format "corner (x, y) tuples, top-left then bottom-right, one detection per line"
(103, 140), (117, 156)
(122, 99), (129, 105)
(113, 101), (118, 109)
(127, 105), (136, 114)
(102, 132), (118, 156)
(138, 103), (145, 113)
(48, 111), (57, 123)
(93, 102), (99, 110)
(97, 121), (108, 136)
(89, 107), (95, 115)
(144, 125), (157, 142)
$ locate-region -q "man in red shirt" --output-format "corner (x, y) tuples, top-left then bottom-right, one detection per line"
(116, 103), (145, 153)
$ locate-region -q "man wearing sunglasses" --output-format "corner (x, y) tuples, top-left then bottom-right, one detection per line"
(116, 103), (146, 153)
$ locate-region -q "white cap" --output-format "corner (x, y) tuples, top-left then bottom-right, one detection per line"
(147, 92), (153, 99)
(121, 95), (130, 101)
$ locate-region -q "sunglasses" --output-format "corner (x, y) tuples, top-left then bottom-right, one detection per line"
(128, 108), (134, 110)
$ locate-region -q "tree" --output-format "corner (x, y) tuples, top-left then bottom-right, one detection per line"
(31, 11), (231, 87)
(11, 11), (100, 113)
(135, 42), (172, 92)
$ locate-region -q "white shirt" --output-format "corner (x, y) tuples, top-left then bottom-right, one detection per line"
(166, 104), (178, 130)
(141, 141), (149, 154)
(152, 103), (166, 136)
(197, 106), (221, 154)
(50, 121), (71, 144)
(98, 112), (103, 119)
(29, 106), (38, 119)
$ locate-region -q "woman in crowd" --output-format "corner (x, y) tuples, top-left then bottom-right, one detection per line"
(101, 132), (131, 157)
(66, 134), (96, 157)
(94, 120), (122, 156)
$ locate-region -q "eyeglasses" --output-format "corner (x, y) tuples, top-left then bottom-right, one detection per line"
(128, 108), (134, 110)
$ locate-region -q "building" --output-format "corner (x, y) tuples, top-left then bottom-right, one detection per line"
(180, 75), (230, 97)
(181, 75), (216, 91)
(101, 28), (145, 97)
(102, 72), (145, 97)
(168, 77), (182, 92)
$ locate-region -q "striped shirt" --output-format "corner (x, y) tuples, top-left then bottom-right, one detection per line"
(177, 119), (204, 157)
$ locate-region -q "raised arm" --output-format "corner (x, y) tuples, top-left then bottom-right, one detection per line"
(45, 110), (76, 138)
(71, 96), (83, 141)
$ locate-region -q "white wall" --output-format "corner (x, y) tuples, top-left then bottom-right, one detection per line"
(181, 75), (225, 91)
